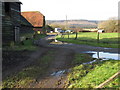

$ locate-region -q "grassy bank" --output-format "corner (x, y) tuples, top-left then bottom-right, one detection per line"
(3, 34), (47, 51)
(68, 54), (120, 88)
(2, 50), (56, 88)
(57, 32), (119, 48)
(2, 34), (47, 88)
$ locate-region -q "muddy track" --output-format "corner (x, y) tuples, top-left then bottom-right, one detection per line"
(32, 48), (75, 88)
(3, 40), (75, 88)
(3, 35), (119, 88)
(28, 38), (76, 88)
(24, 37), (119, 88)
(49, 43), (118, 54)
(46, 35), (118, 53)
(2, 47), (49, 79)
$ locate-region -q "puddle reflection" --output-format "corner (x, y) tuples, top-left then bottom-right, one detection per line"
(51, 69), (70, 76)
(84, 51), (120, 60)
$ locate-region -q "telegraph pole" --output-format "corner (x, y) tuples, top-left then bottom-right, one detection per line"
(66, 15), (69, 39)
(66, 15), (67, 29)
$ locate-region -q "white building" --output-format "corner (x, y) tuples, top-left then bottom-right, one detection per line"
(98, 29), (104, 33)
(54, 28), (61, 32)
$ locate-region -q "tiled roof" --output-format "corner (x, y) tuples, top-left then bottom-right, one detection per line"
(21, 11), (45, 27)
(20, 15), (33, 27)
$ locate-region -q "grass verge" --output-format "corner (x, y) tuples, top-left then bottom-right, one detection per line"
(3, 34), (47, 51)
(68, 53), (120, 88)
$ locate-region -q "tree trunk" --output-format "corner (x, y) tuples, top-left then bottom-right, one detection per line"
(74, 31), (78, 40)
(68, 32), (69, 39)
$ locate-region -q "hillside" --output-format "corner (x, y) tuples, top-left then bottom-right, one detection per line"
(46, 19), (102, 28)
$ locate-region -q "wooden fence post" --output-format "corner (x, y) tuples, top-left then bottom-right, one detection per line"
(97, 32), (100, 43)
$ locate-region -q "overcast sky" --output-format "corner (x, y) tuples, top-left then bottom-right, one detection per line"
(20, 0), (119, 20)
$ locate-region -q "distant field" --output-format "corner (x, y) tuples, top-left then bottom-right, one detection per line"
(57, 32), (119, 48)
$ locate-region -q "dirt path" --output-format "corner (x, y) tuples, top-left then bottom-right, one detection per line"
(3, 35), (119, 88)
(32, 48), (75, 88)
(49, 41), (118, 54)
(2, 47), (49, 79)
(3, 37), (75, 88)
(30, 35), (119, 88)
(43, 35), (118, 54)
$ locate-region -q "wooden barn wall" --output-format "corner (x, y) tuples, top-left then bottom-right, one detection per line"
(10, 2), (21, 26)
(2, 2), (21, 45)
(2, 17), (15, 45)
(20, 25), (34, 36)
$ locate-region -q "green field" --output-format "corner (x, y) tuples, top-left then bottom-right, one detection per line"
(57, 32), (119, 48)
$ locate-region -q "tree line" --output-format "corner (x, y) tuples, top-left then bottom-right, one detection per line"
(98, 17), (118, 33)
(45, 17), (119, 33)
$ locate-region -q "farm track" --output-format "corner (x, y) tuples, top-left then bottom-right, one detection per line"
(47, 36), (118, 54)
(3, 35), (119, 88)
(2, 47), (49, 80)
(32, 48), (75, 88)
(30, 36), (119, 88)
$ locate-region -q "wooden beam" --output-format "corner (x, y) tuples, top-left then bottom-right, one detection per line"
(96, 71), (120, 88)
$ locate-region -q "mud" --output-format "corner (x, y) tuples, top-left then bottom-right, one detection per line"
(32, 48), (75, 88)
(2, 47), (49, 80)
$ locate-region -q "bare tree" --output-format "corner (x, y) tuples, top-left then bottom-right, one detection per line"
(72, 28), (81, 40)
(98, 17), (118, 33)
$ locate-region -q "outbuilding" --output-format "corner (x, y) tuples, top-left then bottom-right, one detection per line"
(2, 1), (22, 45)
(2, 1), (34, 46)
(21, 11), (45, 34)
(97, 29), (104, 33)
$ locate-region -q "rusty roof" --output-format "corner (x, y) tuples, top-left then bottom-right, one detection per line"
(21, 11), (45, 27)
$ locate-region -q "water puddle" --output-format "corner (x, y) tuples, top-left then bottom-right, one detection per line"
(83, 60), (97, 65)
(50, 39), (73, 45)
(84, 51), (120, 60)
(50, 39), (63, 44)
(82, 51), (119, 64)
(103, 48), (112, 49)
(51, 69), (70, 76)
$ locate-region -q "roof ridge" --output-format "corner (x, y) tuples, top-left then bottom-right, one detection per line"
(22, 11), (39, 12)
(21, 11), (44, 16)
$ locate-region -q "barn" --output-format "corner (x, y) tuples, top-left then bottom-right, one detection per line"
(2, 1), (22, 45)
(20, 15), (34, 41)
(2, 1), (34, 46)
(21, 11), (45, 34)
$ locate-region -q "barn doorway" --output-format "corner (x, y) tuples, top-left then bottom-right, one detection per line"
(14, 26), (20, 42)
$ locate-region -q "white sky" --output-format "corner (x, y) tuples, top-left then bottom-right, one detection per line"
(20, 0), (119, 20)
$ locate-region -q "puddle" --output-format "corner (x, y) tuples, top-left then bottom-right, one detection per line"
(104, 48), (112, 49)
(50, 39), (73, 45)
(83, 60), (97, 65)
(51, 69), (70, 76)
(84, 51), (120, 60)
